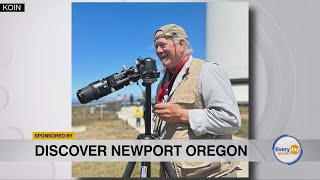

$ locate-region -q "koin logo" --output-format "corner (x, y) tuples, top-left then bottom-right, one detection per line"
(272, 135), (303, 165)
(0, 4), (25, 12)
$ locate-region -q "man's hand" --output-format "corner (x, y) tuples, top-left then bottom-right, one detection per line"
(153, 103), (189, 123)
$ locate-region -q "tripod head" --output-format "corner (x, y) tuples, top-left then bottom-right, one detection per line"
(76, 57), (160, 104)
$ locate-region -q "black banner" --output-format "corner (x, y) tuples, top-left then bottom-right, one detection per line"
(0, 4), (25, 12)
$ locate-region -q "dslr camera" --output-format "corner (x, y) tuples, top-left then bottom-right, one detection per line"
(76, 57), (160, 104)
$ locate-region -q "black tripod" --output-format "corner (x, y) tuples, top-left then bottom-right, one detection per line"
(122, 82), (177, 178)
(75, 57), (175, 177)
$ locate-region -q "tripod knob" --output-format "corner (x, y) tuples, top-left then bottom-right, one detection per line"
(122, 65), (127, 71)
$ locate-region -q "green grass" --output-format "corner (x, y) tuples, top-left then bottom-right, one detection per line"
(73, 162), (160, 178)
(72, 107), (160, 178)
(234, 106), (249, 139)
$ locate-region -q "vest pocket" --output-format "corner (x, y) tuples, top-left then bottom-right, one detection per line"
(177, 161), (221, 177)
(173, 93), (196, 109)
(173, 93), (195, 103)
(180, 161), (212, 169)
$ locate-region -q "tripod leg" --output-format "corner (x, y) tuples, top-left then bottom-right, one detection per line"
(162, 162), (177, 178)
(123, 161), (136, 178)
(122, 133), (144, 178)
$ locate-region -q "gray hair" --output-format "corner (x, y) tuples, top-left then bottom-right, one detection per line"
(173, 37), (193, 55)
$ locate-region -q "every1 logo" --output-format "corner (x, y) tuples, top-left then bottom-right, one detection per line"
(272, 134), (303, 165)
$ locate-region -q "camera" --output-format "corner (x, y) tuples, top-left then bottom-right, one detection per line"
(76, 57), (160, 104)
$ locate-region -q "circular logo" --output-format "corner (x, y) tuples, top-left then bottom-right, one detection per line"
(272, 135), (303, 165)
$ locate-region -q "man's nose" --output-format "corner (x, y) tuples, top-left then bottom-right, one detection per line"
(156, 46), (164, 54)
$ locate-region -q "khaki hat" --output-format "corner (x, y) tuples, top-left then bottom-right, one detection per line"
(154, 24), (188, 42)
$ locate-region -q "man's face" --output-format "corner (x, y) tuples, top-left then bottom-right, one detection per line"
(154, 31), (185, 72)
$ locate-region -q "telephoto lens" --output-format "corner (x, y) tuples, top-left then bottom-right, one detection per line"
(76, 85), (95, 104)
(76, 78), (113, 104)
(76, 66), (140, 104)
(76, 57), (159, 104)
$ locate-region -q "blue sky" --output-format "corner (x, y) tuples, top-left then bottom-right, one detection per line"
(72, 2), (206, 103)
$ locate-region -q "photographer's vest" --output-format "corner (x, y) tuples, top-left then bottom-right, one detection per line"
(158, 58), (238, 178)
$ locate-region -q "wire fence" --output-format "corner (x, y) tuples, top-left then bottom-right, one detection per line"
(72, 100), (122, 127)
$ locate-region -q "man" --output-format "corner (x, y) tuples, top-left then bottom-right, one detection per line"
(152, 24), (241, 178)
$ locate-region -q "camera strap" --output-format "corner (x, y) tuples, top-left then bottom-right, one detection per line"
(157, 54), (190, 103)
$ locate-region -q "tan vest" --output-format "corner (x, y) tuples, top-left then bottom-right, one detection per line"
(158, 59), (238, 178)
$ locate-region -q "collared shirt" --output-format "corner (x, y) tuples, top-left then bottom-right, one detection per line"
(158, 56), (241, 136)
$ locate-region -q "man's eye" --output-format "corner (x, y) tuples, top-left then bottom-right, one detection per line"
(155, 43), (166, 49)
(160, 44), (166, 48)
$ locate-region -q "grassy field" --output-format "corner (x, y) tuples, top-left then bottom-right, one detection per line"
(72, 106), (160, 178)
(72, 105), (248, 177)
(234, 105), (249, 139)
